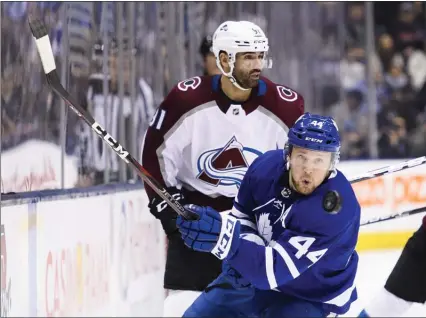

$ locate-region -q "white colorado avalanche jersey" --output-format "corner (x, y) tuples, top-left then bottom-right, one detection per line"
(141, 75), (304, 211)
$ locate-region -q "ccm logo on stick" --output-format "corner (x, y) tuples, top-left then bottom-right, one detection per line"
(92, 122), (130, 163)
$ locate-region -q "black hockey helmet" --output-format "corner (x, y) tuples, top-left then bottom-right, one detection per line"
(199, 35), (213, 58)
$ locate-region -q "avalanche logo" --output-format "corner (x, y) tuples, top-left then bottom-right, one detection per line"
(196, 137), (262, 187)
(177, 76), (201, 92)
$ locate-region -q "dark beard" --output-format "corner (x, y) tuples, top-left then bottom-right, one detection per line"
(232, 69), (259, 89)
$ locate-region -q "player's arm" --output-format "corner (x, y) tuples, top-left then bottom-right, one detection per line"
(274, 85), (305, 148)
(141, 86), (191, 234)
(228, 157), (266, 246)
(227, 195), (357, 290)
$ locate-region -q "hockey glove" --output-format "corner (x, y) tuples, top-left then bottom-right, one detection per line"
(177, 204), (241, 260)
(148, 187), (185, 236)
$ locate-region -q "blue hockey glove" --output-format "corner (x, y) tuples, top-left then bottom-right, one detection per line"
(176, 204), (241, 260)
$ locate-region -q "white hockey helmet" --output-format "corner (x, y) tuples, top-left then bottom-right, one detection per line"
(212, 21), (271, 91)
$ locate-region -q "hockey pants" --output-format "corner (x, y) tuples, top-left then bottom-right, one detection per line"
(183, 272), (328, 318)
(385, 223), (426, 303)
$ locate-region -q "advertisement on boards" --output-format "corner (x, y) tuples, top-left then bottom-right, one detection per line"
(110, 189), (165, 317)
(1, 204), (31, 317)
(0, 140), (79, 193)
(35, 196), (112, 317)
(338, 160), (426, 216)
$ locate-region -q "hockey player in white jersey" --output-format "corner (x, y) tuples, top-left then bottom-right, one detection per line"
(141, 20), (305, 317)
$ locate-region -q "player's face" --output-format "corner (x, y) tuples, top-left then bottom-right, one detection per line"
(289, 147), (332, 195)
(233, 52), (265, 88)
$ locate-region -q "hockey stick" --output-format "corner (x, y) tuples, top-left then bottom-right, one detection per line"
(349, 158), (426, 226)
(28, 17), (198, 221)
(348, 156), (426, 184)
(360, 205), (426, 226)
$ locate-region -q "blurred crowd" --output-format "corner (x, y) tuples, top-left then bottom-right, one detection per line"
(323, 2), (426, 159)
(1, 2), (57, 150)
(1, 2), (425, 189)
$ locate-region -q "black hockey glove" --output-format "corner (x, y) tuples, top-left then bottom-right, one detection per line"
(148, 187), (185, 236)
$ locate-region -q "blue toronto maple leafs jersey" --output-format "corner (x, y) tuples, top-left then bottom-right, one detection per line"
(226, 149), (361, 315)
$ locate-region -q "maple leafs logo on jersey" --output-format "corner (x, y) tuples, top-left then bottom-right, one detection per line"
(257, 213), (273, 243)
(196, 136), (262, 188)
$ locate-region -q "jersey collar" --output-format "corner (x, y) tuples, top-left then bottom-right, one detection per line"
(212, 75), (267, 114)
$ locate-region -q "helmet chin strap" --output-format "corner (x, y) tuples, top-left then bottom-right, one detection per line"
(216, 57), (250, 91)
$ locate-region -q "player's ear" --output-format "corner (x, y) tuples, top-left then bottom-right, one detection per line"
(219, 51), (230, 72)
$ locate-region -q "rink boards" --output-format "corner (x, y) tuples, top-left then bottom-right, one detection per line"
(1, 183), (165, 317)
(338, 159), (426, 251)
(1, 159), (425, 316)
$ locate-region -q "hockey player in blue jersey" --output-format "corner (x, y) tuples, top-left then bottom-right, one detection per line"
(176, 113), (361, 317)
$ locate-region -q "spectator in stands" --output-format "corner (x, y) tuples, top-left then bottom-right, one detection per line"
(107, 37), (156, 133)
(1, 66), (21, 145)
(340, 34), (383, 93)
(396, 87), (420, 133)
(390, 2), (425, 51)
(199, 35), (221, 76)
(317, 2), (342, 59)
(342, 123), (369, 160)
(340, 45), (366, 90)
(341, 2), (384, 92)
(1, 14), (19, 72)
(376, 33), (404, 74)
(73, 37), (155, 186)
(345, 2), (367, 59)
(339, 89), (370, 160)
(402, 45), (426, 92)
(412, 1), (425, 27)
(408, 113), (426, 157)
(384, 59), (409, 91)
(378, 115), (409, 159)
